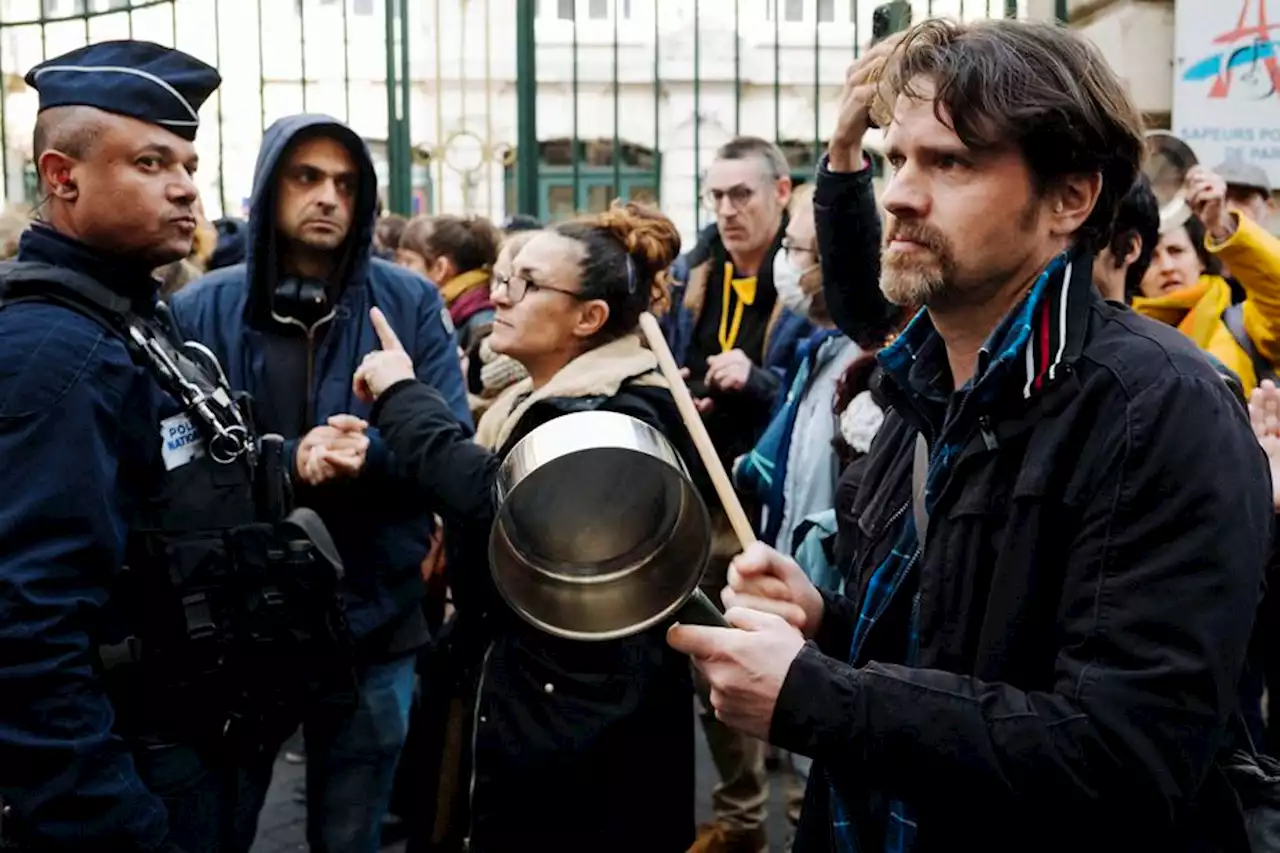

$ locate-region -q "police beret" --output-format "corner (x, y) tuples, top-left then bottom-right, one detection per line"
(24, 40), (221, 142)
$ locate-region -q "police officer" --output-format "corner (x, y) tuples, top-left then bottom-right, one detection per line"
(0, 42), (337, 853)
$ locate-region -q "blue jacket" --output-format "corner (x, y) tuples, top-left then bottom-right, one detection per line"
(0, 228), (175, 851)
(170, 114), (472, 640)
(734, 328), (844, 545)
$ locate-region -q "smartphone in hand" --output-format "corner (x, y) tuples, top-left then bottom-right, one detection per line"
(870, 0), (911, 46)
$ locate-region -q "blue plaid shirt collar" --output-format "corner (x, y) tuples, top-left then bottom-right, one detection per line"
(877, 251), (1073, 416)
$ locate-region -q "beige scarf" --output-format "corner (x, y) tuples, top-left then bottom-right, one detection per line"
(475, 333), (667, 452)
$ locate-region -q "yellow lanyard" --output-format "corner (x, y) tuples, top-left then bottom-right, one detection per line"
(717, 262), (757, 352)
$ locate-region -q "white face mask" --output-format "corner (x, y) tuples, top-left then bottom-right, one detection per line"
(773, 250), (818, 316)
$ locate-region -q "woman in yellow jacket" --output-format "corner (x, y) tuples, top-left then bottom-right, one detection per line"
(1132, 165), (1280, 393)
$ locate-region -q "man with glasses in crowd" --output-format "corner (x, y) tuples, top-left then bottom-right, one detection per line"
(663, 136), (812, 853)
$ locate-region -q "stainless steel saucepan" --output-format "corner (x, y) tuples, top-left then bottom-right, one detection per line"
(489, 409), (728, 641)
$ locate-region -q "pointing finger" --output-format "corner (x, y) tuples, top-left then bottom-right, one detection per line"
(370, 307), (406, 353)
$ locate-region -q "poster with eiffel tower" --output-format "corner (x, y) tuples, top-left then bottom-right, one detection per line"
(1175, 0), (1280, 190)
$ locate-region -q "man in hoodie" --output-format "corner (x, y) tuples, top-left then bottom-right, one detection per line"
(170, 115), (470, 852)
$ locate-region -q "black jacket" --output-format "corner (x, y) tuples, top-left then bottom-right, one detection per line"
(778, 156), (1274, 852)
(370, 375), (696, 853)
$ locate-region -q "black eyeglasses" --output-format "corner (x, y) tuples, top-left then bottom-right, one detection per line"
(780, 237), (818, 261)
(491, 272), (588, 305)
(700, 184), (759, 212)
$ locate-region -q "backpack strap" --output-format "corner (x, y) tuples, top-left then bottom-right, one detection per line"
(1222, 302), (1279, 387)
(0, 260), (135, 340)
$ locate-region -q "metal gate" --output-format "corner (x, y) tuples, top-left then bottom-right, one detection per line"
(0, 0), (1027, 241)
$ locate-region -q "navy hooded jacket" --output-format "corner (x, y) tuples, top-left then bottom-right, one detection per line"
(170, 114), (472, 640)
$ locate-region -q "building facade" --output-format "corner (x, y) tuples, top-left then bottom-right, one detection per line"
(3, 0), (1027, 245)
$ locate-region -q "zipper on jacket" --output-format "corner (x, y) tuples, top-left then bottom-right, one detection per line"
(853, 499), (910, 571)
(269, 308), (335, 427)
(907, 586), (923, 664)
(304, 327), (319, 426)
(462, 641), (495, 853)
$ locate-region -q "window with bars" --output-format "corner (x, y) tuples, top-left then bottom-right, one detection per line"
(545, 0), (631, 21)
(42, 0), (90, 16)
(505, 139), (659, 224)
(766, 0), (844, 23)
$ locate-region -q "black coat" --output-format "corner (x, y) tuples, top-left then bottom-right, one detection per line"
(780, 156), (1274, 852)
(371, 377), (697, 853)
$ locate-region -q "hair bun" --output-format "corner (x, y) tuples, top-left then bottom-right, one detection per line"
(595, 200), (681, 316)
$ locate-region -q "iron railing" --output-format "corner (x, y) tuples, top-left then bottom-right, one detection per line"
(0, 0), (1027, 242)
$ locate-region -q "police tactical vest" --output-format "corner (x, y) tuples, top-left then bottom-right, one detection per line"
(0, 262), (357, 743)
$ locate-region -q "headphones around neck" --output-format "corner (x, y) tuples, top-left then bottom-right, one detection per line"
(272, 275), (333, 331)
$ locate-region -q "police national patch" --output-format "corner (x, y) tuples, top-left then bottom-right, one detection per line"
(160, 412), (207, 471)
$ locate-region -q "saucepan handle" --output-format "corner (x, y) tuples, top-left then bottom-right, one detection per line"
(672, 588), (731, 629)
(638, 313), (758, 552)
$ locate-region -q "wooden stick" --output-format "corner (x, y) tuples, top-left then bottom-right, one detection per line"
(638, 312), (757, 551)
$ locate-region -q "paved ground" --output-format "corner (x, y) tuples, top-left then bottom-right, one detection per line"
(251, 703), (796, 852)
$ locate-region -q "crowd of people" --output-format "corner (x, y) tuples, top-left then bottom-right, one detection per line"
(4, 15), (1280, 853)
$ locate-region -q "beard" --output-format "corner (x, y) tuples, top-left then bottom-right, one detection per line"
(879, 220), (957, 308)
(296, 229), (347, 252)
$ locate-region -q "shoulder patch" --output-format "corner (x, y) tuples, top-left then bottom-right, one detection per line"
(440, 305), (456, 337)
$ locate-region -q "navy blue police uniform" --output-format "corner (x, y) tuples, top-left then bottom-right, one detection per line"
(0, 42), (350, 853)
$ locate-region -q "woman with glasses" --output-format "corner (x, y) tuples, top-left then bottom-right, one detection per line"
(461, 231), (537, 418)
(352, 201), (700, 853)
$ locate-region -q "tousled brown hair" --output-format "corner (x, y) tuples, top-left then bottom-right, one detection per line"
(375, 213), (407, 251)
(400, 213), (501, 275)
(879, 18), (1144, 252)
(554, 200), (680, 339)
